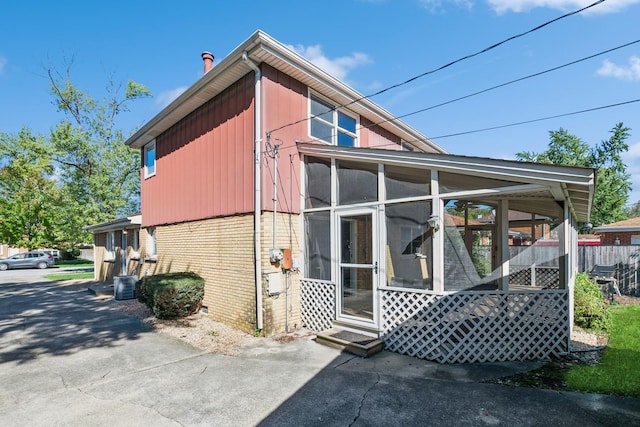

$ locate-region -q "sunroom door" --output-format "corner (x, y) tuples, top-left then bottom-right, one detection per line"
(337, 207), (378, 326)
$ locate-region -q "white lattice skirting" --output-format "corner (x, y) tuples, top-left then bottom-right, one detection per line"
(300, 279), (335, 332)
(381, 290), (569, 363)
(300, 279), (569, 364)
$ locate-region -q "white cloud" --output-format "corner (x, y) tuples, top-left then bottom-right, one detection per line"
(288, 44), (371, 81)
(597, 56), (640, 81)
(155, 86), (188, 108)
(0, 55), (6, 75)
(487, 0), (640, 14)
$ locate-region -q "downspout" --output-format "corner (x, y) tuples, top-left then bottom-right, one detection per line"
(243, 52), (264, 331)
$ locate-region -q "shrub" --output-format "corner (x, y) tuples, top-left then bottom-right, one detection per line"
(135, 272), (205, 319)
(574, 272), (611, 331)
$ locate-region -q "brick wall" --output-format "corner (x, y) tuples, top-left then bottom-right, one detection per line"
(138, 212), (302, 336)
(598, 231), (640, 245)
(139, 215), (257, 333)
(260, 211), (302, 336)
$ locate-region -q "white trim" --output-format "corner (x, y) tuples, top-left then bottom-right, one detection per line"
(144, 140), (156, 179)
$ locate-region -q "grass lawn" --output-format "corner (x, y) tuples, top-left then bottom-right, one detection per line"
(565, 305), (640, 396)
(45, 271), (95, 281)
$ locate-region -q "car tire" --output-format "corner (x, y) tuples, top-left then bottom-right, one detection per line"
(37, 262), (48, 269)
(0, 263), (8, 271)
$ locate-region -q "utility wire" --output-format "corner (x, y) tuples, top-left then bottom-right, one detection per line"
(291, 38), (640, 147)
(428, 98), (640, 140)
(384, 39), (640, 125)
(266, 0), (605, 136)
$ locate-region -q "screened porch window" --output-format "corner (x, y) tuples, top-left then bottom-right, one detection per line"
(337, 160), (377, 205)
(305, 157), (331, 209)
(385, 201), (433, 290)
(305, 211), (331, 280)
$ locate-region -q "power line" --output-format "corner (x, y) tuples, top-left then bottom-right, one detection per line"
(387, 39), (640, 125)
(427, 98), (640, 140)
(266, 0), (605, 136)
(292, 38), (640, 146)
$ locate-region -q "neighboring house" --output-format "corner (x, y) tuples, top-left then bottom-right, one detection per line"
(594, 217), (640, 245)
(85, 215), (142, 283)
(1, 244), (25, 258)
(121, 30), (595, 363)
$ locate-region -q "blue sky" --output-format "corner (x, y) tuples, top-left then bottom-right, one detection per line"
(2, 0), (640, 206)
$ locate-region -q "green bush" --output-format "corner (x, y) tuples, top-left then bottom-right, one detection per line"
(574, 272), (611, 331)
(135, 272), (205, 319)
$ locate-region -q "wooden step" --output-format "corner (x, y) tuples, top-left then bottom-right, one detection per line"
(316, 328), (385, 358)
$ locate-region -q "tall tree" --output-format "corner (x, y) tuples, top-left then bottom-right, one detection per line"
(47, 65), (151, 248)
(0, 128), (59, 249)
(516, 123), (631, 228)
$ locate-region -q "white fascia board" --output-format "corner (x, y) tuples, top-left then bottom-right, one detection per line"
(594, 226), (640, 233)
(298, 143), (595, 186)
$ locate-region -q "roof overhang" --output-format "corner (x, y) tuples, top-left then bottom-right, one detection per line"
(298, 143), (596, 222)
(85, 214), (142, 233)
(124, 30), (446, 154)
(594, 226), (640, 233)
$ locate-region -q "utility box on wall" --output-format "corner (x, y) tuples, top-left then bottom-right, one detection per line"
(114, 275), (137, 300)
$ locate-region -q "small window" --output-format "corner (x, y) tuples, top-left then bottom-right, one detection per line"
(130, 229), (140, 259)
(146, 227), (157, 258)
(131, 229), (139, 252)
(105, 231), (115, 261)
(309, 94), (357, 147)
(144, 140), (156, 178)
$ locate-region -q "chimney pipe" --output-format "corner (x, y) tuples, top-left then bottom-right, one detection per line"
(201, 51), (214, 74)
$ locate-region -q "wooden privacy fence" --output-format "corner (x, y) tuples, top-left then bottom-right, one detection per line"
(578, 245), (640, 296)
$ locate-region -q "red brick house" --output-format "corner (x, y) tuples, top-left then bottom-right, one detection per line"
(594, 217), (640, 245)
(98, 30), (596, 363)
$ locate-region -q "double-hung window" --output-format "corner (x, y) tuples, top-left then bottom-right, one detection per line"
(144, 140), (156, 178)
(105, 231), (115, 261)
(309, 94), (357, 147)
(146, 227), (157, 259)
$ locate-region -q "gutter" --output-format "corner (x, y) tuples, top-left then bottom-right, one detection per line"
(243, 52), (264, 331)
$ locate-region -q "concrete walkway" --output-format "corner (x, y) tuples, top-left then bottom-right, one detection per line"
(1, 279), (639, 426)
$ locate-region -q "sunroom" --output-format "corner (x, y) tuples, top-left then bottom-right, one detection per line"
(298, 143), (595, 364)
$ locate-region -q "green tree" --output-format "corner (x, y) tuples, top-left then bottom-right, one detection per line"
(0, 128), (59, 249)
(47, 65), (151, 249)
(624, 200), (640, 218)
(516, 123), (631, 228)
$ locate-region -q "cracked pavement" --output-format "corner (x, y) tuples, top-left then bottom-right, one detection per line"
(1, 278), (639, 426)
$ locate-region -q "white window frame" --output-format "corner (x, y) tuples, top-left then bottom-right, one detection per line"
(146, 227), (157, 260)
(309, 92), (358, 147)
(105, 231), (116, 261)
(130, 229), (140, 259)
(144, 140), (156, 179)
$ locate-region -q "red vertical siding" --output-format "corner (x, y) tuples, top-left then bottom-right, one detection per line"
(141, 73), (255, 227)
(262, 65), (308, 216)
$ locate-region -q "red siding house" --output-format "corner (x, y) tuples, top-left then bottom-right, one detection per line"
(118, 30), (595, 363)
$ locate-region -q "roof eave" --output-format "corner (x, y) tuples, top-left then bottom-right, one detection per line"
(125, 30), (447, 154)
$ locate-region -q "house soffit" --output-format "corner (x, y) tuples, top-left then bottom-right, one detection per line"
(125, 30), (446, 155)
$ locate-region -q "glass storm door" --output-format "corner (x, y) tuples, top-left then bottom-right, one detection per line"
(337, 208), (378, 324)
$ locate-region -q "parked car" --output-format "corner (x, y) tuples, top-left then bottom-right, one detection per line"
(0, 251), (55, 270)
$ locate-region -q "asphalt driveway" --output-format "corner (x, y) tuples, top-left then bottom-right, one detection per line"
(1, 276), (639, 426)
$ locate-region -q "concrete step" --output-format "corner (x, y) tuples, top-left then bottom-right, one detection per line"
(88, 284), (114, 298)
(315, 328), (384, 358)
